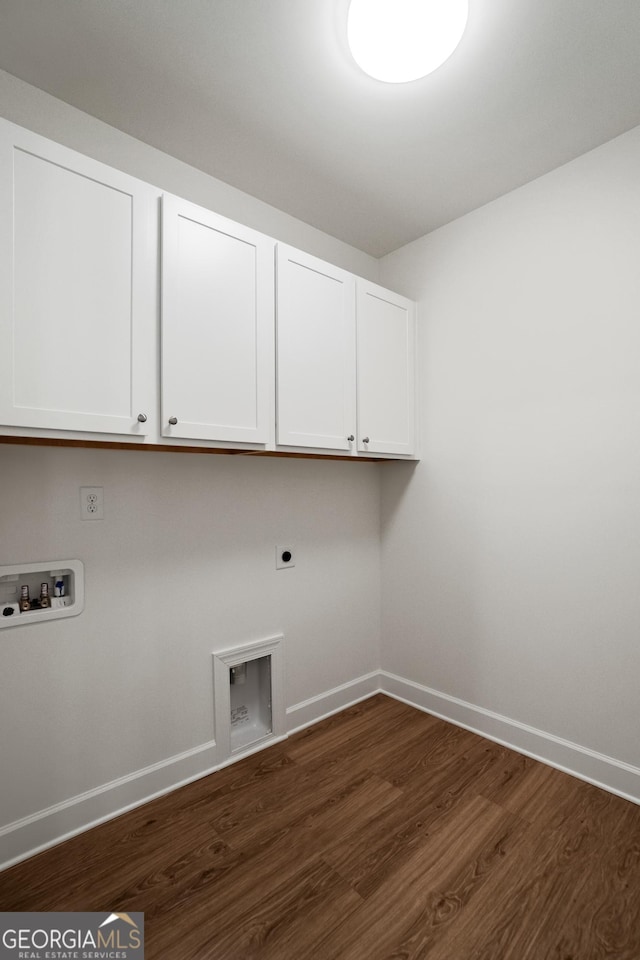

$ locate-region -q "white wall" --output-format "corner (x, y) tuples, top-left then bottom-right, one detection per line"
(0, 446), (381, 826)
(379, 125), (640, 773)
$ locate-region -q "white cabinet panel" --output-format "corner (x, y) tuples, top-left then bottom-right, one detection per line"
(357, 281), (416, 457)
(276, 244), (356, 451)
(0, 120), (156, 436)
(161, 195), (274, 444)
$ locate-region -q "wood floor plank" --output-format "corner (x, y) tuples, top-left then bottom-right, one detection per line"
(394, 733), (522, 814)
(364, 805), (529, 960)
(322, 786), (461, 899)
(136, 775), (398, 948)
(159, 858), (362, 960)
(285, 693), (431, 767)
(2, 694), (640, 960)
(519, 794), (640, 960)
(424, 778), (636, 960)
(369, 713), (474, 787)
(314, 793), (528, 960)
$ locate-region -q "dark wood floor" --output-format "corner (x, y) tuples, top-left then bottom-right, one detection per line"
(1, 694), (639, 959)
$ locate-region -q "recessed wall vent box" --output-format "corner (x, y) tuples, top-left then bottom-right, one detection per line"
(0, 559), (84, 629)
(213, 635), (285, 762)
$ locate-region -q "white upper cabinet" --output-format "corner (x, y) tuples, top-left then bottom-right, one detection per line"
(356, 280), (416, 457)
(0, 118), (416, 460)
(276, 244), (357, 451)
(161, 195), (274, 444)
(0, 119), (156, 436)
(277, 244), (416, 458)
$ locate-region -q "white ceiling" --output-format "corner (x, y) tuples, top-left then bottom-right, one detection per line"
(1, 0), (640, 257)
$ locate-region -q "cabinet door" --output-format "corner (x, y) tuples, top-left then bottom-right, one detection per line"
(0, 120), (156, 436)
(161, 195), (274, 444)
(356, 280), (416, 456)
(276, 244), (356, 451)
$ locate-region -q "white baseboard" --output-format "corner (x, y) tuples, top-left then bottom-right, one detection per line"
(0, 671), (381, 873)
(380, 670), (640, 806)
(286, 671), (381, 734)
(4, 668), (638, 873)
(0, 739), (219, 872)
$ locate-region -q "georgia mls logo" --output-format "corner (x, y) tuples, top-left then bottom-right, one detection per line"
(0, 911), (144, 959)
(98, 913), (142, 949)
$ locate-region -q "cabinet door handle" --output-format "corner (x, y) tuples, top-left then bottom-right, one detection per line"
(137, 413), (148, 423)
(168, 417), (178, 425)
(347, 434), (354, 442)
(362, 436), (370, 444)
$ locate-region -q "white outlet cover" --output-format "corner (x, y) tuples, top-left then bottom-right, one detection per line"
(276, 545), (295, 569)
(80, 486), (104, 521)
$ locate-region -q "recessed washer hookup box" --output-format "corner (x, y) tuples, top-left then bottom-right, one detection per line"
(0, 559), (84, 630)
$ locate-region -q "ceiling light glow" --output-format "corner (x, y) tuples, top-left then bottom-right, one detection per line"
(347, 0), (469, 83)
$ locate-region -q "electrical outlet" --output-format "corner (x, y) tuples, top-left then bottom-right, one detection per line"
(80, 486), (104, 521)
(276, 545), (295, 569)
